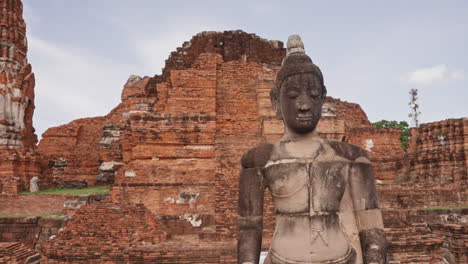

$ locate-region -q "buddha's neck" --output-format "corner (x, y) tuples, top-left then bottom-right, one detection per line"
(281, 128), (320, 142)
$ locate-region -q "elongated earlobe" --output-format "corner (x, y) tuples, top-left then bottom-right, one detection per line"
(322, 85), (327, 102)
(275, 107), (283, 120)
(270, 86), (283, 120)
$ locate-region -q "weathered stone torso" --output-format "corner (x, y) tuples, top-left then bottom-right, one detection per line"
(264, 138), (357, 263)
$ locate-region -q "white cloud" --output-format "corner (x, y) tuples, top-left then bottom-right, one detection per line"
(451, 70), (465, 80)
(28, 35), (140, 138)
(407, 64), (448, 85)
(407, 64), (464, 85)
(29, 36), (110, 116)
(133, 25), (227, 76)
(102, 11), (227, 76)
(136, 33), (191, 75)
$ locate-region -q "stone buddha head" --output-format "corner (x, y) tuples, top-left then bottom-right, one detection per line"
(270, 35), (327, 135)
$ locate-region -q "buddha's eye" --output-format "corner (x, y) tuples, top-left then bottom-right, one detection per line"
(287, 91), (299, 99)
(309, 88), (320, 98)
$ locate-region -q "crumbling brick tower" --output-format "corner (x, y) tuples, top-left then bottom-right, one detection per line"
(0, 0), (39, 194)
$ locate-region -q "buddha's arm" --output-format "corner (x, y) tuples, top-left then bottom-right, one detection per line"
(349, 159), (388, 264)
(238, 164), (264, 264)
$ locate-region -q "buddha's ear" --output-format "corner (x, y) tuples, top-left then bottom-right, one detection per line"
(321, 85), (327, 102)
(270, 86), (283, 120)
(275, 107), (283, 120)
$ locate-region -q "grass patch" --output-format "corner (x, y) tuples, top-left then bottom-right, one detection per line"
(19, 186), (110, 195)
(40, 213), (64, 219)
(0, 212), (64, 219)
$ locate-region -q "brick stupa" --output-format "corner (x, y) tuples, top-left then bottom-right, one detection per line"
(0, 0), (40, 195)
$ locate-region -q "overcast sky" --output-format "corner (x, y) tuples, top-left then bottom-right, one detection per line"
(23, 0), (467, 138)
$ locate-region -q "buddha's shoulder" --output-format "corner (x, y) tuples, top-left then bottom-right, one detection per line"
(241, 144), (274, 168)
(324, 140), (369, 162)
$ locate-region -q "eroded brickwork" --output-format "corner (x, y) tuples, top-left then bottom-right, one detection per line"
(376, 118), (467, 214)
(382, 209), (467, 263)
(42, 240), (236, 264)
(0, 217), (64, 250)
(37, 77), (158, 188)
(15, 29), (467, 263)
(0, 0), (36, 147)
(406, 118), (467, 185)
(431, 223), (467, 264)
(38, 117), (108, 188)
(0, 194), (68, 216)
(348, 127), (405, 182)
(41, 201), (170, 263)
(0, 193), (108, 216)
(0, 0), (39, 195)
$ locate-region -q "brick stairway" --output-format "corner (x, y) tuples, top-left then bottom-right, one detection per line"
(0, 242), (40, 264)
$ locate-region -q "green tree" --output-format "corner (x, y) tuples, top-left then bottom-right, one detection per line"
(373, 120), (410, 152)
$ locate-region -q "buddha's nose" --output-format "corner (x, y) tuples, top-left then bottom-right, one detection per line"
(297, 102), (311, 111)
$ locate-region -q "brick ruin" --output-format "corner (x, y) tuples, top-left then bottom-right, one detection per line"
(35, 31), (405, 192)
(35, 31), (409, 240)
(41, 201), (171, 263)
(383, 208), (467, 263)
(0, 1), (466, 262)
(378, 119), (467, 211)
(36, 31), (466, 263)
(0, 0), (40, 195)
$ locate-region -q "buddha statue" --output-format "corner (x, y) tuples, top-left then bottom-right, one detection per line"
(238, 35), (387, 264)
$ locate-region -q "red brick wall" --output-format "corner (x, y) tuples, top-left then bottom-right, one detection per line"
(381, 208), (466, 228)
(0, 194), (67, 216)
(38, 117), (107, 187)
(432, 223), (467, 263)
(348, 127), (405, 182)
(41, 241), (237, 264)
(0, 149), (41, 194)
(382, 209), (467, 264)
(37, 208), (467, 263)
(159, 30), (284, 81)
(40, 201), (170, 262)
(377, 184), (467, 209)
(0, 193), (109, 216)
(406, 118), (467, 185)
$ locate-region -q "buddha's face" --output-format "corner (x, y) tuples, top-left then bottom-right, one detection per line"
(280, 73), (323, 134)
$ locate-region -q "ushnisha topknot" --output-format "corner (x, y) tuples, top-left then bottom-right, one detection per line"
(283, 35), (305, 62)
(270, 35), (327, 119)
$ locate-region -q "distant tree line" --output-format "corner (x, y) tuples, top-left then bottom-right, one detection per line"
(373, 120), (410, 152)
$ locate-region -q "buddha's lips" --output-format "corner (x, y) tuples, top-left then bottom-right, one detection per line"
(296, 115), (315, 121)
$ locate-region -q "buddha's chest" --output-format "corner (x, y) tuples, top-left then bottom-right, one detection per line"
(264, 160), (350, 214)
